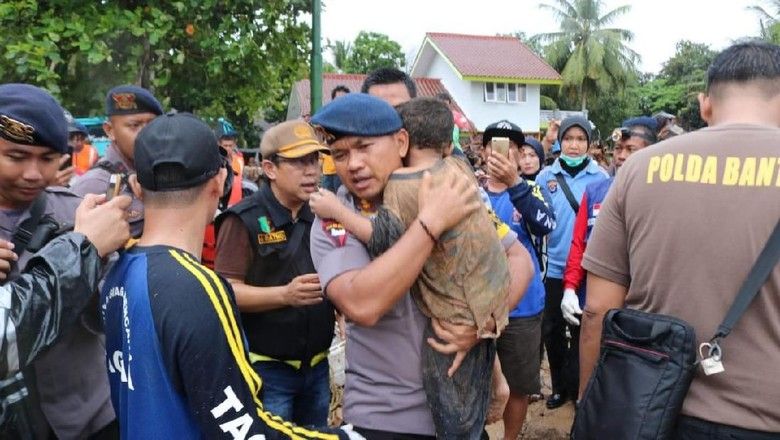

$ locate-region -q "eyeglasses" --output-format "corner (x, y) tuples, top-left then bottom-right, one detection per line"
(273, 154), (320, 169)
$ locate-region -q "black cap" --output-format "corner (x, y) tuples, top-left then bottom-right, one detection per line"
(106, 85), (163, 117)
(0, 84), (68, 153)
(483, 120), (525, 147)
(134, 112), (224, 191)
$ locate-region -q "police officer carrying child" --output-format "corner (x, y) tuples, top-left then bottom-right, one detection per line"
(71, 85), (163, 237)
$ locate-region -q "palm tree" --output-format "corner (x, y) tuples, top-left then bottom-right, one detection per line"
(326, 39), (352, 73)
(747, 0), (780, 42)
(533, 0), (639, 112)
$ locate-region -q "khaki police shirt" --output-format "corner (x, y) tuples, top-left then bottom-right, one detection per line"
(583, 124), (780, 432)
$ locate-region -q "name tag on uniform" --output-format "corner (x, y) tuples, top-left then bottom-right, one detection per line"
(258, 231), (286, 244)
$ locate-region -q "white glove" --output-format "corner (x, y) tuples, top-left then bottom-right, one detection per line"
(339, 424), (366, 440)
(561, 288), (583, 326)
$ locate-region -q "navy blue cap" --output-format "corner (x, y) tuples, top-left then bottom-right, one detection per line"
(622, 116), (658, 133)
(483, 119), (525, 147)
(68, 121), (88, 135)
(135, 112), (224, 191)
(558, 115), (592, 145)
(106, 85), (163, 117)
(310, 93), (402, 139)
(0, 83), (68, 153)
(522, 137), (545, 162)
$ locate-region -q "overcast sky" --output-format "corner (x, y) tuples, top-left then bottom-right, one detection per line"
(319, 0), (766, 74)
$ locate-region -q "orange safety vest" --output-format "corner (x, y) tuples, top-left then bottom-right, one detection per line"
(72, 144), (99, 176)
(321, 154), (336, 175)
(202, 172), (243, 269)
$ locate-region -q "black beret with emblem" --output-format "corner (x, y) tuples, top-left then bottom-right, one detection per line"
(105, 85), (163, 117)
(0, 83), (68, 153)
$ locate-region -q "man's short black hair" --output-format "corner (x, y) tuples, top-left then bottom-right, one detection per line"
(707, 41), (780, 98)
(361, 68), (417, 98)
(330, 85), (351, 100)
(396, 97), (452, 152)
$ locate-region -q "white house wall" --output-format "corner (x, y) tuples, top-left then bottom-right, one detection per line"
(425, 52), (542, 133)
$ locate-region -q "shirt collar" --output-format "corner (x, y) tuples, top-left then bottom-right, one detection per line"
(259, 183), (313, 227)
(104, 143), (134, 173)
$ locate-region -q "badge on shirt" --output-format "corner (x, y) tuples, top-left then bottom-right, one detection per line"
(257, 216), (286, 244)
(546, 179), (558, 194)
(593, 203), (601, 218)
(322, 220), (347, 247)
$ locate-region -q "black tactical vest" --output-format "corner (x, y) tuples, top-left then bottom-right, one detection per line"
(217, 184), (334, 362)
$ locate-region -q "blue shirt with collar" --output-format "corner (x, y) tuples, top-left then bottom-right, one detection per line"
(536, 158), (608, 279)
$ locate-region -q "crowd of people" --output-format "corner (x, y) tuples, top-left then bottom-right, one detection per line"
(0, 39), (776, 440)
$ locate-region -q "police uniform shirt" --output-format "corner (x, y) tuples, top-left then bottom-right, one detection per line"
(101, 244), (345, 439)
(70, 143), (144, 237)
(0, 187), (115, 438)
(215, 183), (335, 364)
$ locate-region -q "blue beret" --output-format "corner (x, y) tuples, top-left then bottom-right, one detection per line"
(106, 85), (163, 116)
(622, 116), (658, 133)
(310, 93), (402, 138)
(0, 83), (68, 153)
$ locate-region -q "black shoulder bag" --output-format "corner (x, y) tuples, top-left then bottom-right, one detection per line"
(572, 220), (780, 440)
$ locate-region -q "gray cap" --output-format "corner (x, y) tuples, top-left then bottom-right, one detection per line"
(558, 115), (592, 145)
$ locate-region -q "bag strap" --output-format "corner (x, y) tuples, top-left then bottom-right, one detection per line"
(11, 194), (48, 255)
(554, 173), (580, 213)
(712, 219), (780, 342)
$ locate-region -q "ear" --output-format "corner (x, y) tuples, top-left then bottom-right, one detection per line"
(128, 174), (143, 200)
(103, 120), (115, 142)
(698, 92), (712, 125)
(211, 168), (228, 196)
(395, 129), (410, 159)
(262, 160), (278, 181)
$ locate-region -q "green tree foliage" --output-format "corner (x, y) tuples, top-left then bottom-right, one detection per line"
(327, 31), (405, 74)
(326, 39), (353, 73)
(0, 0), (313, 144)
(654, 41), (716, 130)
(534, 0), (639, 111)
(748, 0), (780, 42)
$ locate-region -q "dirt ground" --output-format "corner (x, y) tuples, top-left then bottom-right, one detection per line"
(485, 357), (574, 440)
(330, 352), (575, 439)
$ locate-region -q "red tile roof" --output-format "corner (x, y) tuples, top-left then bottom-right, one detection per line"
(425, 32), (561, 81)
(292, 73), (475, 130)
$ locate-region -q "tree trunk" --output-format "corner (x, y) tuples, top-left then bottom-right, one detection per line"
(137, 37), (152, 88)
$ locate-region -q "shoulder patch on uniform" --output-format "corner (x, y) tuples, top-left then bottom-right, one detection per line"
(322, 219), (347, 247)
(546, 179), (558, 193)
